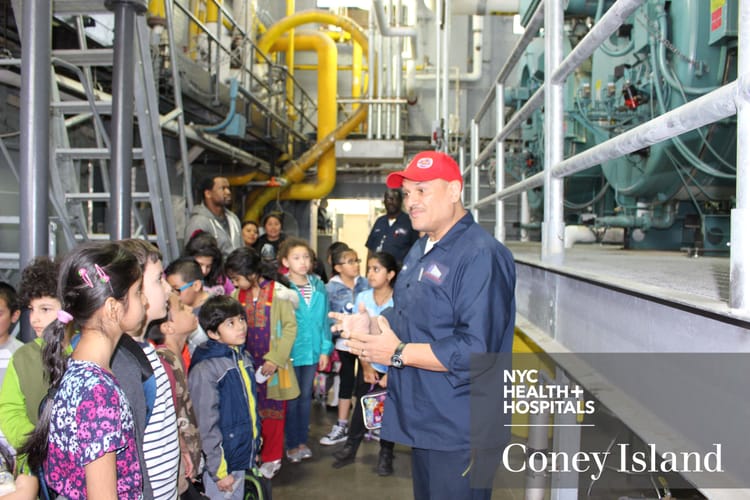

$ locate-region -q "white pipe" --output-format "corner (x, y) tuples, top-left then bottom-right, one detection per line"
(442, 0), (450, 151)
(372, 0), (417, 40)
(451, 0), (519, 14)
(563, 225), (596, 248)
(435, 0), (442, 125)
(415, 14), (484, 82)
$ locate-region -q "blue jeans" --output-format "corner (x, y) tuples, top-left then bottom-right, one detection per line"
(285, 364), (317, 449)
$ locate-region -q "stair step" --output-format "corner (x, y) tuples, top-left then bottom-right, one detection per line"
(52, 100), (113, 114)
(53, 0), (109, 15)
(56, 148), (144, 160)
(52, 49), (113, 66)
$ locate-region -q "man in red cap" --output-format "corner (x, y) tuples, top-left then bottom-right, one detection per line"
(338, 150), (517, 499)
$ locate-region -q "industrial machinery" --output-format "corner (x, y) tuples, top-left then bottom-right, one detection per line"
(510, 0), (737, 251)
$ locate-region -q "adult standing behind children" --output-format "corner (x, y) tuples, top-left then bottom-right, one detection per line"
(338, 151), (517, 500)
(224, 247), (299, 479)
(365, 189), (419, 265)
(254, 213), (287, 264)
(185, 175), (242, 257)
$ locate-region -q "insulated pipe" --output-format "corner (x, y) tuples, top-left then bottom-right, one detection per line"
(415, 15), (485, 83)
(372, 0), (417, 41)
(245, 12), (370, 221)
(353, 40), (363, 113)
(730, 0), (750, 312)
(435, 0), (442, 126)
(19, 0), (50, 275)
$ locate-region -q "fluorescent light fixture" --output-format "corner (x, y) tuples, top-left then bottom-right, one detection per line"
(316, 0), (372, 8)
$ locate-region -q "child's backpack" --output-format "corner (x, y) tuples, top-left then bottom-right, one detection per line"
(244, 468), (272, 500)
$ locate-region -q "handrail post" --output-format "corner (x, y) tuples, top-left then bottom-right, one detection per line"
(542, 0), (565, 264)
(470, 119), (479, 215)
(495, 82), (505, 241)
(730, 0), (750, 312)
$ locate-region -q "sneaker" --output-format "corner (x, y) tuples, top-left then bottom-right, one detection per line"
(319, 423), (348, 446)
(286, 447), (302, 463)
(259, 459), (282, 479)
(298, 444), (312, 460)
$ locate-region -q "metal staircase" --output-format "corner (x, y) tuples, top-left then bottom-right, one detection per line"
(12, 0), (182, 262)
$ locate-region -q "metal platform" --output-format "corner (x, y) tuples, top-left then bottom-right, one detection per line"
(508, 242), (750, 499)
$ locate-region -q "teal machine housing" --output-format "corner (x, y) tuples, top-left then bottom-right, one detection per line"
(510, 0), (737, 252)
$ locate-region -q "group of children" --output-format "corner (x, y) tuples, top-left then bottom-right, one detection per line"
(0, 226), (402, 499)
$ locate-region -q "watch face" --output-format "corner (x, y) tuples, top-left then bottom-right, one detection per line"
(391, 354), (403, 369)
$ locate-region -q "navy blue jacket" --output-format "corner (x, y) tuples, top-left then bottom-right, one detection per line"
(365, 212), (419, 264)
(382, 211), (516, 451)
(189, 339), (261, 479)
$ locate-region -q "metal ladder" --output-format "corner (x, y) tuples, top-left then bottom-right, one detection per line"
(16, 0), (184, 262)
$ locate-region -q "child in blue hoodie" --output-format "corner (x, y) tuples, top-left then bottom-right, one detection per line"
(189, 295), (261, 499)
(278, 238), (332, 462)
(321, 245), (370, 446)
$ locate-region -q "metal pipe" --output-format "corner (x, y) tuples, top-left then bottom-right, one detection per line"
(385, 14), (393, 139)
(377, 29), (384, 139)
(372, 0), (417, 40)
(470, 143), (479, 221)
(731, 0), (750, 312)
(19, 0), (50, 284)
(551, 0), (644, 85)
(542, 0), (564, 264)
(473, 0), (544, 123)
(163, 0), (195, 211)
(485, 80), (744, 206)
(475, 86), (544, 167)
(395, 14), (403, 139)
(495, 82), (505, 241)
(414, 14), (485, 83)
(470, 119), (479, 209)
(368, 10), (376, 139)
(442, 0), (451, 151)
(109, 1), (138, 240)
(435, 0), (442, 126)
(520, 172), (530, 241)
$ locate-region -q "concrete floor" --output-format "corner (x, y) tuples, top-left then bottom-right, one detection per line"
(272, 402), (528, 500)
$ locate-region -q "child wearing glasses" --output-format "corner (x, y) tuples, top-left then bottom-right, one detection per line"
(165, 257), (210, 358)
(321, 245), (370, 446)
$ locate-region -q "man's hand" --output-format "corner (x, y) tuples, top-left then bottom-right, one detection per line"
(329, 302), (370, 335)
(344, 315), (400, 366)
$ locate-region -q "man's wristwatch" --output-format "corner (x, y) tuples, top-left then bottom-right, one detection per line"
(391, 342), (407, 369)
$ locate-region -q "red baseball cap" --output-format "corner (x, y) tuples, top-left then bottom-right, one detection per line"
(386, 151), (463, 189)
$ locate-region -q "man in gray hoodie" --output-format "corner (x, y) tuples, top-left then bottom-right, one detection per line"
(185, 175), (242, 256)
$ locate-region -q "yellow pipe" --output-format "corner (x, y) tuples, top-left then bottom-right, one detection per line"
(352, 40), (362, 113)
(147, 0), (166, 27)
(244, 11), (370, 221)
(286, 0), (296, 127)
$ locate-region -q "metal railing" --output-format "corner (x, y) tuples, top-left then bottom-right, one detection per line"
(466, 0), (750, 313)
(171, 0), (318, 151)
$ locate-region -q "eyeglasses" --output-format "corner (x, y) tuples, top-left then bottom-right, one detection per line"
(339, 259), (361, 265)
(174, 280), (196, 292)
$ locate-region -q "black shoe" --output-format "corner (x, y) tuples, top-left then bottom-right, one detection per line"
(332, 442), (358, 469)
(376, 449), (394, 476)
